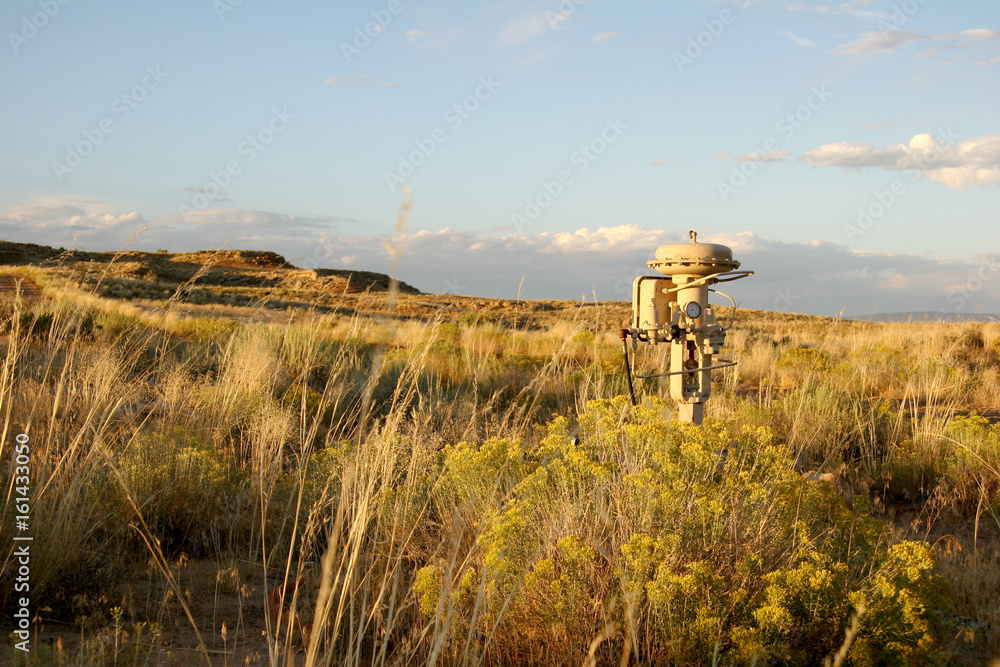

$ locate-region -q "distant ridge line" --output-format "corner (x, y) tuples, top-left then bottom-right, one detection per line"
(847, 311), (1000, 323)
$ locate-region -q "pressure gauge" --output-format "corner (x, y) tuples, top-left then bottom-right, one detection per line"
(684, 301), (702, 319)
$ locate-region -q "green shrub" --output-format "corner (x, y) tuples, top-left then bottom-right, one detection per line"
(778, 346), (833, 373)
(419, 397), (951, 664)
(18, 310), (54, 337)
(939, 415), (1000, 511)
(105, 429), (245, 556)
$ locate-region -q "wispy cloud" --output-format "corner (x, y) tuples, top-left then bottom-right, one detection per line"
(0, 202), (146, 242)
(735, 149), (791, 163)
(405, 29), (427, 43)
(835, 27), (1000, 56)
(780, 29), (817, 47)
(800, 133), (1000, 189)
(592, 31), (621, 43)
(789, 1), (901, 16)
(844, 8), (896, 23)
(516, 49), (554, 68)
(2, 203), (87, 222)
(169, 209), (345, 230)
(324, 75), (399, 88)
(498, 14), (550, 44)
(0, 203), (347, 253)
(835, 30), (926, 55)
(183, 186), (233, 202)
(949, 28), (1000, 45)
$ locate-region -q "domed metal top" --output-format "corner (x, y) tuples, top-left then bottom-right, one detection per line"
(647, 231), (740, 276)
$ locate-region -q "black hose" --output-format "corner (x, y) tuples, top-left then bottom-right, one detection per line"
(620, 330), (638, 406)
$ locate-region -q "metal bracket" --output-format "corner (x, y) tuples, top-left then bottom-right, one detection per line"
(629, 353), (738, 380)
(665, 270), (754, 294)
(624, 319), (738, 379)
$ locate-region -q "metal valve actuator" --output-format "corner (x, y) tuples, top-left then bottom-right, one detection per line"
(624, 232), (752, 424)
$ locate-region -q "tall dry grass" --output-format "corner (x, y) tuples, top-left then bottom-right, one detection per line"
(1, 276), (998, 664)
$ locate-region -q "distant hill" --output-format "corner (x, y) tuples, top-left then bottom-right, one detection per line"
(848, 311), (1000, 323)
(0, 240), (421, 295)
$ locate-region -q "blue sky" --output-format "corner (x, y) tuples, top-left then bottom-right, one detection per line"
(1, 0), (998, 316)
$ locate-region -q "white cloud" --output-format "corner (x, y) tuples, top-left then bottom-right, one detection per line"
(290, 227), (1000, 315)
(780, 30), (817, 47)
(735, 149), (791, 163)
(835, 30), (926, 55)
(844, 9), (896, 22)
(922, 165), (1000, 189)
(183, 186), (232, 202)
(324, 75), (399, 88)
(950, 28), (1000, 45)
(3, 203), (87, 222)
(172, 209), (343, 229)
(592, 31), (621, 43)
(800, 133), (1000, 188)
(975, 55), (1000, 66)
(0, 204), (346, 254)
(836, 27), (1000, 56)
(801, 1), (920, 19)
(0, 203), (145, 241)
(498, 14), (550, 44)
(785, 1), (887, 16)
(405, 29), (427, 43)
(3, 210), (996, 315)
(516, 49), (554, 68)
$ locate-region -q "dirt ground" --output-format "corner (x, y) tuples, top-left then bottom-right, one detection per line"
(19, 558), (299, 666)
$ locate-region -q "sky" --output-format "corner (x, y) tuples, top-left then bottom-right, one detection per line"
(0, 0), (998, 316)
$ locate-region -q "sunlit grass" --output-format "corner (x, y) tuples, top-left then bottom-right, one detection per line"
(1, 279), (999, 664)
